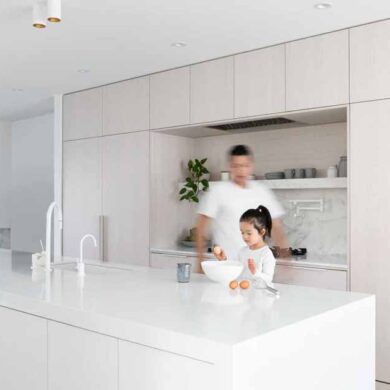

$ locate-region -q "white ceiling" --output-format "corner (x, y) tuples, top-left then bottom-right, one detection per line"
(1, 0), (390, 121)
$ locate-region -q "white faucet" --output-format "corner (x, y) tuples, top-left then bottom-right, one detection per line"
(45, 201), (63, 272)
(78, 234), (98, 276)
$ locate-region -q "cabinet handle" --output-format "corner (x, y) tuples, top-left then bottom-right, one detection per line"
(99, 215), (105, 262)
(279, 265), (327, 272)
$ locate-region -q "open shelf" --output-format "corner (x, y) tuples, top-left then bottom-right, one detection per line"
(204, 177), (348, 190)
(259, 177), (347, 189)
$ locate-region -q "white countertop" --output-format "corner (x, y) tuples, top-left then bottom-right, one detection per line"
(150, 246), (348, 270)
(0, 250), (363, 361)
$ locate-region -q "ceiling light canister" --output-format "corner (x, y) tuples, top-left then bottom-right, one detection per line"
(33, 0), (47, 29)
(48, 0), (61, 22)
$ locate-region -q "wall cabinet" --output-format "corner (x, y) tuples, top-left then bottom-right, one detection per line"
(286, 30), (349, 111)
(48, 321), (117, 390)
(274, 264), (347, 291)
(103, 76), (149, 135)
(234, 44), (285, 118)
(190, 57), (234, 124)
(350, 19), (390, 103)
(102, 131), (150, 265)
(150, 67), (190, 129)
(63, 138), (102, 260)
(118, 339), (215, 390)
(63, 88), (103, 141)
(350, 100), (390, 384)
(0, 306), (47, 390)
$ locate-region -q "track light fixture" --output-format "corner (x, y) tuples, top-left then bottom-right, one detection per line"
(33, 0), (62, 29)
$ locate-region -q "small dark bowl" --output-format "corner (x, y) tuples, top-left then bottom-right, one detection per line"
(291, 248), (307, 256)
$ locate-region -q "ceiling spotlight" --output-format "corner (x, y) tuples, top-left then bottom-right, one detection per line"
(77, 69), (90, 74)
(33, 0), (47, 29)
(171, 42), (187, 48)
(12, 88), (24, 93)
(47, 0), (61, 22)
(314, 2), (332, 9)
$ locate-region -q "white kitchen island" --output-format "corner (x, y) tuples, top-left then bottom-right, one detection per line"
(0, 250), (374, 390)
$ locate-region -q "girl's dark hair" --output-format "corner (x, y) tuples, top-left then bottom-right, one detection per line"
(240, 205), (272, 238)
(228, 144), (253, 158)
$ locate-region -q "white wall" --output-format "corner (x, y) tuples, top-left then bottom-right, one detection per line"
(11, 114), (54, 253)
(0, 121), (12, 228)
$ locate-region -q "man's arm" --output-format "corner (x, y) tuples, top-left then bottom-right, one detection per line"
(271, 218), (290, 257)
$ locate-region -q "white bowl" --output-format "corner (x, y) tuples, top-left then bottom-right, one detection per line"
(201, 260), (243, 284)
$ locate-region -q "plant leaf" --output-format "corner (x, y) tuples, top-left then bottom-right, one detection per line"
(192, 196), (199, 203)
(180, 195), (187, 201)
(201, 158), (207, 164)
(188, 160), (193, 170)
(179, 188), (187, 195)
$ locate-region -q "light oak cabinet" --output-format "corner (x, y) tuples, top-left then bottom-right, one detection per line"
(286, 30), (349, 111)
(63, 88), (103, 141)
(377, 382), (390, 390)
(0, 306), (47, 390)
(350, 19), (390, 102)
(102, 131), (150, 265)
(274, 264), (347, 291)
(234, 44), (285, 118)
(103, 76), (149, 135)
(350, 100), (390, 384)
(63, 138), (102, 260)
(150, 67), (190, 129)
(48, 321), (117, 390)
(119, 339), (215, 390)
(190, 57), (234, 124)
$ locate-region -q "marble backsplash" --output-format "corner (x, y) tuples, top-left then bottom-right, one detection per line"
(0, 228), (11, 249)
(275, 188), (347, 256)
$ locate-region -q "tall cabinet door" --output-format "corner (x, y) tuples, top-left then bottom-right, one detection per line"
(63, 138), (102, 260)
(102, 131), (150, 265)
(350, 100), (390, 384)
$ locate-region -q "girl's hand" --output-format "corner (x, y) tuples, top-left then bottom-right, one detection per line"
(248, 258), (256, 275)
(213, 246), (227, 261)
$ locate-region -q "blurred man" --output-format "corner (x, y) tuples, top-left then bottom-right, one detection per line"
(196, 145), (288, 266)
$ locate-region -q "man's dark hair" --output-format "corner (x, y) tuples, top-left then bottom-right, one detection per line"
(228, 144), (253, 158)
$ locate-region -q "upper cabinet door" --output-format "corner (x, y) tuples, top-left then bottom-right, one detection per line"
(286, 30), (349, 111)
(103, 76), (149, 135)
(350, 19), (390, 103)
(234, 45), (285, 118)
(150, 67), (190, 129)
(190, 57), (234, 124)
(63, 138), (102, 260)
(63, 88), (102, 141)
(102, 131), (150, 265)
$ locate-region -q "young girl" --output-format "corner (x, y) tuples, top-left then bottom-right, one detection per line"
(213, 205), (276, 285)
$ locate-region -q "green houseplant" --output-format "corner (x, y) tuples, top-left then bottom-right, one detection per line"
(179, 158), (210, 203)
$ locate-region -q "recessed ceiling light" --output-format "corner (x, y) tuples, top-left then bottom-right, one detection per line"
(314, 2), (332, 9)
(12, 88), (24, 93)
(77, 69), (90, 74)
(171, 42), (187, 48)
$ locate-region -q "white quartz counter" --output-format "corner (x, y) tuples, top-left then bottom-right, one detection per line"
(0, 250), (375, 389)
(150, 246), (348, 270)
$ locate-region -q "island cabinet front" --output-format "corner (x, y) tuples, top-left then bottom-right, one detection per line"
(118, 340), (217, 390)
(48, 321), (118, 390)
(0, 306), (47, 390)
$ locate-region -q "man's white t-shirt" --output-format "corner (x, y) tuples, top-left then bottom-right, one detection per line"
(198, 181), (284, 260)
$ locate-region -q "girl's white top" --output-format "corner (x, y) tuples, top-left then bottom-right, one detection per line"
(238, 245), (276, 284)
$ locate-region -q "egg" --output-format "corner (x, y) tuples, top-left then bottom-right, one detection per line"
(229, 280), (238, 290)
(239, 280), (250, 290)
(213, 246), (222, 255)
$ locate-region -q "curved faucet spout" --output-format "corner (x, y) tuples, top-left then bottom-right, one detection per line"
(45, 201), (63, 272)
(78, 234), (98, 276)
